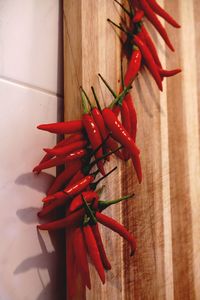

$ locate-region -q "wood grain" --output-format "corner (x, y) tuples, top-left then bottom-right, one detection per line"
(63, 1), (200, 299)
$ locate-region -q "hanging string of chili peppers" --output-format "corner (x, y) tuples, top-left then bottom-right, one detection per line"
(33, 0), (181, 297)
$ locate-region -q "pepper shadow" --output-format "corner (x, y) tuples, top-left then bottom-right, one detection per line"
(14, 229), (66, 300)
(15, 172), (55, 193)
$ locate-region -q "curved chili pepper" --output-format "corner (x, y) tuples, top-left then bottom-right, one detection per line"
(133, 34), (163, 91)
(133, 9), (144, 23)
(69, 191), (98, 213)
(43, 174), (95, 204)
(121, 101), (131, 160)
(73, 227), (91, 289)
(90, 88), (124, 160)
(159, 68), (181, 77)
(91, 223), (111, 270)
(37, 120), (83, 134)
(47, 159), (82, 195)
(83, 225), (105, 284)
(140, 24), (162, 68)
(124, 47), (142, 86)
(124, 93), (137, 142)
(37, 132), (85, 169)
(96, 212), (136, 256)
(82, 114), (105, 176)
(102, 108), (139, 156)
(37, 208), (85, 230)
(139, 0), (174, 51)
(33, 149), (87, 172)
(147, 0), (181, 28)
(44, 140), (87, 157)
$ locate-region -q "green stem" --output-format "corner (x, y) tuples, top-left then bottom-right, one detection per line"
(80, 87), (89, 114)
(80, 86), (93, 109)
(98, 193), (134, 211)
(91, 86), (102, 111)
(90, 166), (117, 190)
(108, 84), (132, 109)
(107, 18), (130, 36)
(98, 73), (116, 98)
(113, 0), (132, 18)
(82, 195), (97, 225)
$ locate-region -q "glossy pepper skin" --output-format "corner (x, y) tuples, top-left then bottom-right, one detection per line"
(124, 93), (137, 142)
(37, 120), (83, 134)
(73, 227), (91, 289)
(133, 34), (163, 91)
(147, 0), (181, 28)
(47, 159), (82, 195)
(121, 101), (131, 160)
(91, 223), (111, 270)
(33, 149), (86, 172)
(69, 191), (98, 213)
(139, 24), (162, 68)
(139, 0), (174, 51)
(102, 108), (142, 182)
(37, 208), (85, 230)
(124, 48), (142, 86)
(82, 114), (105, 175)
(44, 140), (87, 157)
(102, 108), (139, 156)
(43, 175), (95, 204)
(96, 212), (137, 256)
(83, 225), (105, 284)
(91, 106), (124, 160)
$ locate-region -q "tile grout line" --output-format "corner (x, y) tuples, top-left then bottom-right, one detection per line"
(0, 75), (64, 98)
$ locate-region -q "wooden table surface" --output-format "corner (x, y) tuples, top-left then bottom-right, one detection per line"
(63, 1), (200, 299)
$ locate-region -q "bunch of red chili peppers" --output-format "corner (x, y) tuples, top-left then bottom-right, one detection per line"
(34, 0), (181, 298)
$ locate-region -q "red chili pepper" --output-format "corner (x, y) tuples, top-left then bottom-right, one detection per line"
(83, 225), (105, 284)
(124, 93), (137, 142)
(66, 228), (77, 299)
(133, 9), (144, 23)
(69, 191), (98, 213)
(159, 68), (181, 77)
(121, 101), (131, 160)
(47, 160), (82, 195)
(124, 47), (142, 86)
(147, 0), (181, 28)
(140, 24), (162, 68)
(90, 87), (124, 160)
(33, 149), (86, 172)
(82, 115), (105, 176)
(96, 212), (136, 256)
(133, 34), (163, 91)
(102, 108), (142, 182)
(37, 208), (85, 230)
(44, 140), (87, 157)
(139, 0), (174, 51)
(73, 227), (91, 289)
(37, 132), (85, 169)
(43, 174), (95, 205)
(91, 223), (111, 270)
(102, 108), (139, 156)
(37, 120), (83, 134)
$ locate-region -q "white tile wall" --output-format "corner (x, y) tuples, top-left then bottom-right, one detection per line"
(0, 1), (64, 299)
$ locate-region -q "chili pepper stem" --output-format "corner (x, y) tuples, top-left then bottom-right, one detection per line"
(91, 86), (102, 111)
(91, 166), (117, 190)
(99, 193), (135, 211)
(81, 86), (93, 109)
(113, 0), (132, 18)
(82, 195), (97, 225)
(98, 73), (116, 98)
(80, 88), (90, 114)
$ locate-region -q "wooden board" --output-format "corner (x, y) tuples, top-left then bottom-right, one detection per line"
(63, 1), (200, 299)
